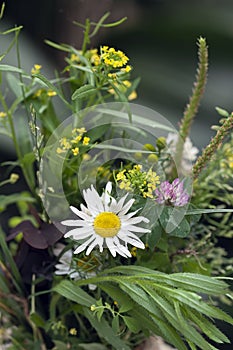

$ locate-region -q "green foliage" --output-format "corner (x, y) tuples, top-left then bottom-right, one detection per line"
(0, 8), (233, 350)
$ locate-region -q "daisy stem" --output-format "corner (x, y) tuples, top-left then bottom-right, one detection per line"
(174, 37), (208, 171)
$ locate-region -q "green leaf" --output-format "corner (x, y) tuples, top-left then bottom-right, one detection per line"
(6, 73), (22, 98)
(0, 227), (24, 294)
(122, 316), (140, 333)
(0, 64), (24, 73)
(100, 284), (134, 313)
(112, 315), (120, 333)
(0, 193), (35, 212)
(84, 308), (131, 350)
(71, 84), (96, 100)
(185, 308), (230, 344)
(44, 40), (71, 53)
(32, 73), (73, 110)
(53, 280), (95, 306)
(79, 344), (108, 350)
(52, 340), (68, 350)
(215, 106), (229, 117)
(30, 312), (45, 328)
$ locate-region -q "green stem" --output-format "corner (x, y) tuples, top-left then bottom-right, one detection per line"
(81, 19), (91, 54)
(193, 112), (233, 179)
(174, 37), (208, 171)
(0, 92), (36, 196)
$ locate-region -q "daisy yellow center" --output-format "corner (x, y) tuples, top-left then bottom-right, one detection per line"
(93, 212), (121, 238)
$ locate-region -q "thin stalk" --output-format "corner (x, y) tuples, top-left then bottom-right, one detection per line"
(174, 37), (208, 171)
(193, 112), (233, 179)
(0, 92), (36, 195)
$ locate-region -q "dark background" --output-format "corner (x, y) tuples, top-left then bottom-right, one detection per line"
(3, 0), (233, 149)
(1, 1), (233, 348)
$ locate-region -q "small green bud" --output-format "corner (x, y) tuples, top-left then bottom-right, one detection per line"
(147, 154), (158, 164)
(134, 152), (142, 160)
(9, 173), (19, 184)
(156, 137), (166, 150)
(143, 143), (156, 152)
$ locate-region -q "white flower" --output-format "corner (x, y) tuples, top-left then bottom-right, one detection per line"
(166, 133), (199, 174)
(54, 243), (97, 290)
(61, 182), (150, 258)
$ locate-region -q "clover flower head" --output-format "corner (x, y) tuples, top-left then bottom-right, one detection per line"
(155, 178), (190, 207)
(61, 182), (150, 258)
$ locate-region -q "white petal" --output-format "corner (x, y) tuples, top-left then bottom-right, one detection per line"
(118, 198), (135, 216)
(102, 182), (112, 208)
(86, 238), (99, 255)
(110, 194), (128, 213)
(105, 238), (116, 257)
(61, 219), (90, 227)
(121, 216), (149, 225)
(64, 227), (93, 239)
(70, 206), (92, 221)
(121, 235), (145, 249)
(84, 186), (104, 213)
(124, 225), (151, 233)
(74, 235), (96, 254)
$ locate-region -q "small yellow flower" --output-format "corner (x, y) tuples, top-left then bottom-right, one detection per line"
(70, 53), (79, 62)
(0, 111), (7, 118)
(69, 328), (77, 336)
(33, 89), (43, 98)
(71, 135), (82, 144)
(72, 147), (79, 156)
(108, 73), (117, 79)
(56, 147), (65, 154)
(130, 247), (137, 257)
(83, 154), (91, 161)
(60, 137), (71, 150)
(47, 90), (57, 97)
(122, 65), (132, 73)
(31, 64), (42, 75)
(83, 136), (90, 145)
(90, 305), (96, 311)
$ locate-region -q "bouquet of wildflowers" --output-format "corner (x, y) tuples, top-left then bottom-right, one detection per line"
(1, 7), (233, 350)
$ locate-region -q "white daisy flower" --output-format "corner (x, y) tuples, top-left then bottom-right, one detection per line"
(166, 133), (199, 174)
(61, 182), (150, 258)
(54, 243), (98, 290)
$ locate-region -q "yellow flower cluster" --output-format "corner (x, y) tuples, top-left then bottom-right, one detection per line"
(70, 49), (100, 66)
(101, 46), (129, 68)
(33, 89), (57, 98)
(56, 127), (90, 156)
(116, 164), (160, 198)
(108, 80), (137, 101)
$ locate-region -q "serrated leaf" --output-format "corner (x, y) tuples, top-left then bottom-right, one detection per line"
(84, 308), (130, 350)
(185, 308), (230, 344)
